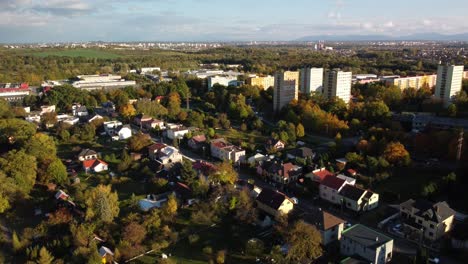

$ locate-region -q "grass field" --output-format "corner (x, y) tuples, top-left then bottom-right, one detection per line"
(31, 49), (121, 59)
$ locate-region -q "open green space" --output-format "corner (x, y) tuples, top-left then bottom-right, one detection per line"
(30, 48), (121, 59)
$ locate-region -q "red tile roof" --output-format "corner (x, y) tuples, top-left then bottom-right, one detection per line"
(83, 159), (107, 169)
(312, 168), (334, 182)
(321, 176), (346, 190)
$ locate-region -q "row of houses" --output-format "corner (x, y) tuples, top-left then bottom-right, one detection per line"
(252, 186), (392, 264)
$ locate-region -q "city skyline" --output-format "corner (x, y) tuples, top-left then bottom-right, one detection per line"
(1, 0), (468, 43)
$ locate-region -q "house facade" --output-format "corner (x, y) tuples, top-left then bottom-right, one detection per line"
(304, 209), (345, 245)
(118, 126), (132, 140)
(210, 138), (245, 163)
(261, 162), (302, 185)
(256, 188), (294, 219)
(340, 185), (379, 212)
(265, 138), (285, 151)
(188, 134), (207, 150)
(400, 199), (455, 241)
(148, 143), (183, 165)
(319, 176), (349, 205)
(167, 126), (189, 140)
(341, 224), (393, 264)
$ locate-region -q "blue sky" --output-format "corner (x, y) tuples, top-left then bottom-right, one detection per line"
(0, 0), (467, 42)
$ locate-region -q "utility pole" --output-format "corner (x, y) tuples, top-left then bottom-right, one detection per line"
(186, 92), (190, 111)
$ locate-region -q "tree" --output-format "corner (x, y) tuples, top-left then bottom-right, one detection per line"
(285, 220), (323, 263)
(234, 189), (258, 224)
(45, 159), (68, 184)
(119, 103), (136, 120)
(37, 246), (54, 264)
(25, 133), (57, 162)
(161, 194), (178, 220)
(84, 185), (120, 223)
(136, 99), (168, 118)
(0, 192), (10, 213)
(0, 118), (36, 145)
(181, 159), (197, 185)
(123, 222), (147, 246)
(447, 104), (457, 117)
(296, 123), (305, 138)
(209, 161), (238, 185)
(128, 132), (152, 152)
(383, 142), (410, 166)
(12, 231), (22, 253)
(166, 92), (181, 119)
(0, 150), (37, 196)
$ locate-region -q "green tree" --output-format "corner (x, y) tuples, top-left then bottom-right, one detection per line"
(46, 159), (68, 184)
(0, 192), (10, 213)
(296, 123), (305, 138)
(162, 194), (178, 220)
(286, 220), (323, 263)
(0, 118), (36, 145)
(0, 150), (37, 196)
(128, 132), (152, 152)
(25, 133), (57, 162)
(181, 159), (197, 184)
(84, 185), (120, 223)
(209, 161), (238, 185)
(12, 231), (22, 253)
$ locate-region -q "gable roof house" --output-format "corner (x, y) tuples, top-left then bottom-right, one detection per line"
(304, 209), (346, 245)
(188, 134), (207, 150)
(210, 138), (246, 163)
(306, 167), (334, 183)
(142, 119), (164, 130)
(83, 159), (108, 173)
(265, 138), (285, 151)
(339, 185), (379, 212)
(340, 224), (393, 264)
(319, 176), (349, 205)
(265, 162), (303, 185)
(78, 148), (98, 161)
(400, 199), (455, 241)
(72, 104), (89, 117)
(147, 143), (183, 165)
(134, 114), (153, 126)
(287, 147), (315, 160)
(118, 125), (132, 140)
(256, 188), (294, 219)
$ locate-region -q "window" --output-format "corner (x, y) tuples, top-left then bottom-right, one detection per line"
(430, 224), (435, 229)
(418, 219), (423, 224)
(429, 232), (434, 237)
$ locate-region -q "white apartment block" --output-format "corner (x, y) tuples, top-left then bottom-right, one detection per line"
(207, 76), (239, 89)
(323, 69), (352, 103)
(300, 67), (323, 94)
(435, 65), (464, 106)
(273, 71), (299, 112)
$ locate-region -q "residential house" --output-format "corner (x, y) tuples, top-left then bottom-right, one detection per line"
(340, 224), (393, 264)
(103, 120), (123, 136)
(139, 192), (171, 211)
(210, 138), (246, 163)
(167, 125), (189, 140)
(148, 143), (183, 165)
(287, 147), (315, 160)
(72, 104), (89, 117)
(304, 209), (346, 245)
(142, 119), (164, 130)
(256, 188), (294, 219)
(78, 148), (98, 161)
(118, 125), (132, 140)
(83, 159), (108, 173)
(319, 176), (349, 205)
(87, 114), (104, 124)
(99, 246), (114, 262)
(192, 160), (216, 177)
(40, 105), (56, 115)
(264, 162), (303, 185)
(188, 134), (207, 150)
(265, 138), (285, 151)
(248, 153), (268, 166)
(339, 185), (379, 212)
(134, 114), (153, 127)
(399, 199), (455, 241)
(306, 167), (334, 184)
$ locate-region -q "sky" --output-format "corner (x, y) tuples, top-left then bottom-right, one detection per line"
(1, 0), (468, 43)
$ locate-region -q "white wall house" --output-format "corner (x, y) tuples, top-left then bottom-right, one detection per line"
(341, 224), (393, 264)
(167, 126), (189, 140)
(118, 126), (132, 140)
(210, 138), (245, 163)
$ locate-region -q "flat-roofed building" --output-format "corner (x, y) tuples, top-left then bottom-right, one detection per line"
(246, 75), (275, 90)
(300, 67), (323, 94)
(323, 69), (352, 103)
(435, 65), (464, 106)
(273, 71), (299, 112)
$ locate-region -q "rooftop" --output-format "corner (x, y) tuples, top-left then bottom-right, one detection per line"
(342, 224), (392, 249)
(321, 176), (346, 190)
(256, 188), (289, 210)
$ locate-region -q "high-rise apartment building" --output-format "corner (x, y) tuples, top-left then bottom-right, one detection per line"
(246, 75), (275, 90)
(273, 71), (299, 112)
(323, 69), (352, 103)
(300, 67), (323, 94)
(435, 65), (464, 106)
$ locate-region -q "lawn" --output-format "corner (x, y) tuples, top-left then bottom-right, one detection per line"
(216, 128), (268, 146)
(31, 49), (121, 59)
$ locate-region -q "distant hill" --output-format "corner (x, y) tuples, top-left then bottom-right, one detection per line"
(296, 33), (468, 41)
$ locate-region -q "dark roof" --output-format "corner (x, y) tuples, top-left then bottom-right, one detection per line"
(321, 176), (346, 190)
(256, 188), (288, 210)
(340, 185), (366, 201)
(288, 147), (314, 158)
(304, 209), (345, 231)
(342, 224), (392, 249)
(340, 256), (371, 264)
(78, 148), (97, 157)
(401, 199), (455, 224)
